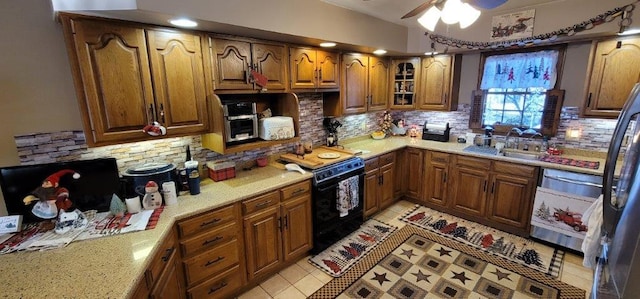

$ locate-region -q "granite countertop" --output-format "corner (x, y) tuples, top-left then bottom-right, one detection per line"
(0, 135), (611, 298)
(0, 166), (312, 299)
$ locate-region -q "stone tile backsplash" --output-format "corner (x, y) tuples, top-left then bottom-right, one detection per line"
(13, 94), (620, 171)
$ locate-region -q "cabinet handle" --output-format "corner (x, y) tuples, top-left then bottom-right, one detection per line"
(202, 236), (223, 246)
(278, 217), (282, 231)
(491, 182), (495, 194)
(244, 70), (250, 84)
(444, 93), (448, 104)
(291, 188), (306, 196)
(159, 103), (165, 124)
(443, 172), (447, 183)
(318, 68), (322, 81)
(284, 215), (288, 229)
(255, 200), (272, 208)
(148, 104), (155, 122)
(161, 247), (174, 262)
(204, 256), (225, 267)
(483, 180), (487, 192)
(200, 218), (221, 227)
(208, 282), (228, 294)
(587, 92), (592, 107)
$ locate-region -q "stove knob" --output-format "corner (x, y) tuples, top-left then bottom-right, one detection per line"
(347, 164), (352, 169)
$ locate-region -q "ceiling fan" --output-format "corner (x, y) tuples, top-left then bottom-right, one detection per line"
(401, 0), (508, 19)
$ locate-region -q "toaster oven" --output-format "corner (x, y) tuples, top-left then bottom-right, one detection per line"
(223, 102), (258, 143)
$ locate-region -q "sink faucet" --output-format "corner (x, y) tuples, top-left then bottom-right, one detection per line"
(523, 132), (543, 151)
(505, 127), (523, 149)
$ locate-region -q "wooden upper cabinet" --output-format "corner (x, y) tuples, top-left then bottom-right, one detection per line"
(212, 37), (287, 92)
(390, 58), (420, 110)
(417, 54), (461, 111)
(368, 56), (390, 112)
(583, 37), (640, 118)
(65, 18), (155, 146)
(290, 47), (339, 90)
(147, 29), (209, 135)
(342, 54), (369, 114)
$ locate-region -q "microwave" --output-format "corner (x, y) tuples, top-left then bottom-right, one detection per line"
(223, 102), (258, 143)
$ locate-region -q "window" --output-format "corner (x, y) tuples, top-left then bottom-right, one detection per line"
(470, 46), (566, 136)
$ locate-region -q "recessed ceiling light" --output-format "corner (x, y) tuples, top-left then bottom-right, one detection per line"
(373, 49), (387, 55)
(169, 18), (198, 28)
(320, 42), (337, 48)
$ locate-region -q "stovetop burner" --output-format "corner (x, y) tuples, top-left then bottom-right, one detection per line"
(312, 157), (364, 185)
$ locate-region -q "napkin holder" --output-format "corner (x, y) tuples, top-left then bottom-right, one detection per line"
(422, 121), (450, 142)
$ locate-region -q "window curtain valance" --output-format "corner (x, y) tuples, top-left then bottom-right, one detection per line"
(480, 50), (559, 90)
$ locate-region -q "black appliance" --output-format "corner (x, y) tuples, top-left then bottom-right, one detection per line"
(0, 158), (120, 224)
(120, 162), (177, 199)
(311, 157), (365, 254)
(223, 102), (258, 143)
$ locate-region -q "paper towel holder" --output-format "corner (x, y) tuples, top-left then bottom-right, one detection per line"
(422, 121), (450, 142)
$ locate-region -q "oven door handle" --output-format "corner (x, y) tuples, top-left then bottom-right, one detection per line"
(543, 174), (605, 189)
(226, 115), (256, 121)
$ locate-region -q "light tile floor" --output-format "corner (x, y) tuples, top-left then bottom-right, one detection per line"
(237, 200), (593, 298)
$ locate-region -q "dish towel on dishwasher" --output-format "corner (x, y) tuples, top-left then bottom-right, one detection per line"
(581, 194), (603, 268)
(337, 175), (359, 217)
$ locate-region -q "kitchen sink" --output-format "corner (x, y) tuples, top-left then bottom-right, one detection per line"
(502, 149), (545, 160)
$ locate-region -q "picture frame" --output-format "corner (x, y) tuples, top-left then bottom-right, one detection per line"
(490, 9), (536, 41)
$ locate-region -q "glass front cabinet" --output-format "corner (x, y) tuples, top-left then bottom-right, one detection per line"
(390, 58), (420, 110)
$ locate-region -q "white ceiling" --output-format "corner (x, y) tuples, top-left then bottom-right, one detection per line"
(320, 0), (566, 28)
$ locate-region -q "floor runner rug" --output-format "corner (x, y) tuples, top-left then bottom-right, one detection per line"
(310, 225), (585, 299)
(309, 219), (397, 277)
(400, 205), (564, 278)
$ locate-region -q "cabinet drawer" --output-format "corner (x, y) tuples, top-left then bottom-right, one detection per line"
(365, 157), (379, 171)
(187, 265), (242, 299)
(183, 239), (240, 286)
(281, 180), (311, 201)
(146, 231), (178, 288)
(179, 222), (238, 258)
(242, 191), (280, 214)
(455, 155), (491, 169)
(493, 161), (538, 177)
(379, 152), (395, 166)
(177, 205), (237, 238)
(429, 151), (450, 163)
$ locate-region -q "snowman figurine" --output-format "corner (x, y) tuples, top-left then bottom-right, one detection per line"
(142, 181), (163, 210)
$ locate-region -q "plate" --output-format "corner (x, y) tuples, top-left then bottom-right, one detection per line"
(318, 152), (340, 159)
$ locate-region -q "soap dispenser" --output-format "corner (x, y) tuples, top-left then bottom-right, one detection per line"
(484, 126), (494, 147)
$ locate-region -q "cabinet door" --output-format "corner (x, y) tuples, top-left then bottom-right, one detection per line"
(150, 250), (185, 299)
(342, 54), (369, 114)
(243, 206), (282, 280)
(364, 169), (379, 218)
(213, 39), (253, 90)
(390, 58), (419, 110)
(487, 173), (535, 230)
(281, 195), (313, 261)
(252, 43), (287, 90)
(424, 152), (449, 207)
(368, 56), (390, 112)
(147, 30), (208, 135)
(317, 50), (340, 89)
(394, 150), (405, 199)
(290, 47), (317, 89)
(417, 55), (453, 111)
(583, 37), (640, 118)
(449, 164), (489, 217)
(69, 19), (154, 146)
(405, 148), (424, 200)
(379, 163), (395, 210)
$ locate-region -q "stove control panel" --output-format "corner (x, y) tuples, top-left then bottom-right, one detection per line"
(313, 157), (364, 185)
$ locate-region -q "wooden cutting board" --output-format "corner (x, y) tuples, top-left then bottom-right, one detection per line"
(279, 146), (355, 169)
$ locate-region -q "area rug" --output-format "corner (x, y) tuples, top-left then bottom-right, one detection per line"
(310, 225), (585, 299)
(400, 205), (564, 278)
(309, 219), (397, 277)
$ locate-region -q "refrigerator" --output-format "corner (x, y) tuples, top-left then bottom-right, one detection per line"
(592, 83), (640, 298)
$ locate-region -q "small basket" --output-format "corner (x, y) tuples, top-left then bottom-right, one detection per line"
(207, 161), (236, 182)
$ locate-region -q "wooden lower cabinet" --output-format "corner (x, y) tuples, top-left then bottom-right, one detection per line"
(423, 151), (449, 207)
(404, 148), (424, 200)
(131, 230), (185, 299)
(176, 204), (245, 298)
(363, 152), (396, 218)
(420, 153), (538, 236)
(243, 180), (312, 281)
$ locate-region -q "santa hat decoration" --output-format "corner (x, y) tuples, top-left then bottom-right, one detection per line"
(46, 169), (80, 186)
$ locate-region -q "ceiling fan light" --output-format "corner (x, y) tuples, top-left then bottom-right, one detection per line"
(417, 6), (441, 31)
(458, 3), (481, 29)
(440, 0), (462, 25)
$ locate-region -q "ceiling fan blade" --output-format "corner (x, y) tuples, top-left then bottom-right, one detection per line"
(401, 0), (440, 19)
(467, 0), (508, 10)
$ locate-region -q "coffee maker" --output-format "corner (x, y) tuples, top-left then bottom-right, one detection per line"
(323, 117), (342, 147)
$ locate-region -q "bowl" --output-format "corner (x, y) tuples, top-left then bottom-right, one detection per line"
(371, 131), (386, 140)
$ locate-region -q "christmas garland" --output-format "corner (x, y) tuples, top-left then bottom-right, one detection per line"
(427, 3), (636, 50)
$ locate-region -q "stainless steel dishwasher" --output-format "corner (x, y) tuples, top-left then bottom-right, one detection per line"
(530, 168), (604, 252)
